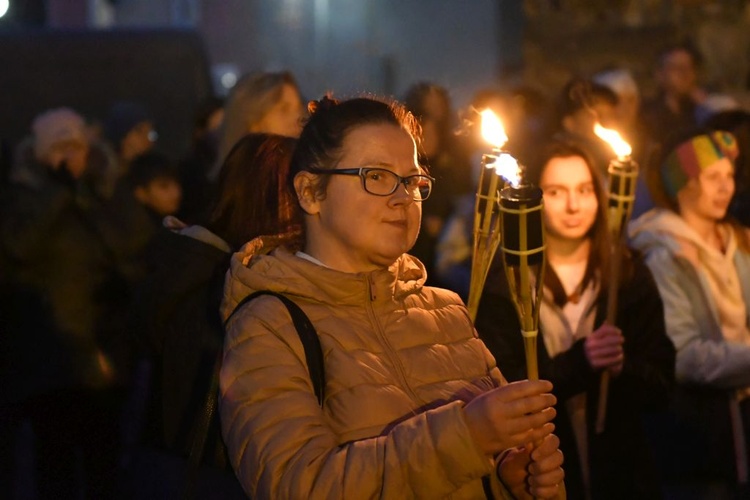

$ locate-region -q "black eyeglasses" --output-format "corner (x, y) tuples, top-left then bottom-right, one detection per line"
(306, 167), (434, 201)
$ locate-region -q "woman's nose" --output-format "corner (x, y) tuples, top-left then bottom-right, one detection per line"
(567, 192), (579, 211)
(389, 182), (414, 206)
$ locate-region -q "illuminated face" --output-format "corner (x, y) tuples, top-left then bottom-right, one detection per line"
(677, 157), (735, 222)
(303, 123), (422, 272)
(135, 176), (183, 217)
(539, 155), (598, 243)
(252, 83), (303, 138)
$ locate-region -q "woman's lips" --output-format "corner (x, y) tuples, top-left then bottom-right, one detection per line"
(385, 219), (408, 229)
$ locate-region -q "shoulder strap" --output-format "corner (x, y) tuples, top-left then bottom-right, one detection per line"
(184, 291), (325, 500)
(224, 290), (325, 405)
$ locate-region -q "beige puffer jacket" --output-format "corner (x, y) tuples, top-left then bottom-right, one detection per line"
(219, 236), (510, 499)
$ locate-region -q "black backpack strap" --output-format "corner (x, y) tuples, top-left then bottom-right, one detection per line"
(184, 291), (324, 500)
(224, 290), (325, 405)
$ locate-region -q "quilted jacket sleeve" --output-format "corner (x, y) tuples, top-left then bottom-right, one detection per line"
(219, 300), (500, 499)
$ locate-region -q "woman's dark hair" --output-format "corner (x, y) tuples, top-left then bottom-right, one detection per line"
(526, 140), (612, 307)
(208, 133), (299, 249)
(555, 77), (618, 129)
(288, 95), (421, 200)
(126, 150), (177, 189)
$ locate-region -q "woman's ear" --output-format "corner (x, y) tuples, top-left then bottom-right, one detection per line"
(294, 171), (321, 215)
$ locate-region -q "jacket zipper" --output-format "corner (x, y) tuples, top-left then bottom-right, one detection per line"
(364, 274), (422, 406)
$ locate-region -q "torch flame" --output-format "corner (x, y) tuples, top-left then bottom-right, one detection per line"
(487, 153), (522, 187)
(480, 109), (508, 149)
(594, 123), (632, 159)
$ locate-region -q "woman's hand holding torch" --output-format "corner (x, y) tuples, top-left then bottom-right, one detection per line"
(592, 124), (638, 434)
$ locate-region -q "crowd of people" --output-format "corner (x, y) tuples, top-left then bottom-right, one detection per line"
(1, 40), (750, 500)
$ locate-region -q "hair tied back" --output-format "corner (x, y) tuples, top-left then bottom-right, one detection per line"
(308, 94), (339, 115)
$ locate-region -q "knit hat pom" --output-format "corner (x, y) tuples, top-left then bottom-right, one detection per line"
(660, 130), (738, 201)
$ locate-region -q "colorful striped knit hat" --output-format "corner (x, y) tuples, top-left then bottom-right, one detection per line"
(660, 130), (739, 201)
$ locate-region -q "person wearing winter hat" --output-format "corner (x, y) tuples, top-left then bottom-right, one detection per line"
(629, 129), (750, 497)
(31, 107), (90, 180)
(1, 107), (148, 498)
(104, 100), (156, 173)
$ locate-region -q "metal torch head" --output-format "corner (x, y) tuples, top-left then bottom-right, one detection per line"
(607, 158), (639, 240)
(499, 184), (546, 331)
(499, 184), (545, 267)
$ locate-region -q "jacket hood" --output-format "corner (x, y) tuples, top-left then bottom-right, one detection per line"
(220, 235), (427, 321)
(629, 208), (708, 258)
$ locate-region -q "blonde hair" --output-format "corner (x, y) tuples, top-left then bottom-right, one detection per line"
(216, 71), (299, 168)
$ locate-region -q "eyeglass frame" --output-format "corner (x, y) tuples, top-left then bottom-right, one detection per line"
(304, 166), (435, 201)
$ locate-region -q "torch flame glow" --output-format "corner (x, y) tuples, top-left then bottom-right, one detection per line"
(594, 123), (632, 159)
(480, 109), (508, 149)
(487, 153), (522, 187)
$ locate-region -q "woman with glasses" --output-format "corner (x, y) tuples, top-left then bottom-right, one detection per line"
(218, 96), (564, 499)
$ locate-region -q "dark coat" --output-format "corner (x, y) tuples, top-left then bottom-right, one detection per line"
(133, 226), (230, 461)
(0, 151), (149, 400)
(475, 250), (676, 500)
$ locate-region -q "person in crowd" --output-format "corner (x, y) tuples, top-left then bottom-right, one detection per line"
(463, 86), (551, 168)
(593, 68), (641, 149)
(219, 95), (564, 499)
(127, 150), (183, 228)
(178, 96), (225, 222)
(403, 82), (473, 286)
(629, 130), (750, 499)
(104, 100), (157, 177)
(591, 67), (658, 221)
(592, 67), (645, 168)
(214, 71), (303, 171)
(475, 141), (675, 500)
(640, 42), (706, 160)
(552, 77), (619, 177)
(0, 107), (147, 498)
(703, 110), (750, 227)
(126, 133), (298, 498)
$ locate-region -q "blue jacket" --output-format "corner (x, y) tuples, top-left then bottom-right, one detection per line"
(630, 208), (750, 482)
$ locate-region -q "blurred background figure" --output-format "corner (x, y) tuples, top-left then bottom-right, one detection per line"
(636, 43), (709, 221)
(125, 133), (298, 499)
(0, 107), (145, 499)
(403, 81), (472, 285)
(104, 100), (157, 177)
(464, 85), (551, 167)
(178, 96), (225, 223)
(552, 77), (619, 177)
(640, 42), (707, 162)
(630, 130), (750, 499)
(127, 150), (183, 229)
(214, 71), (303, 170)
(593, 67), (642, 154)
